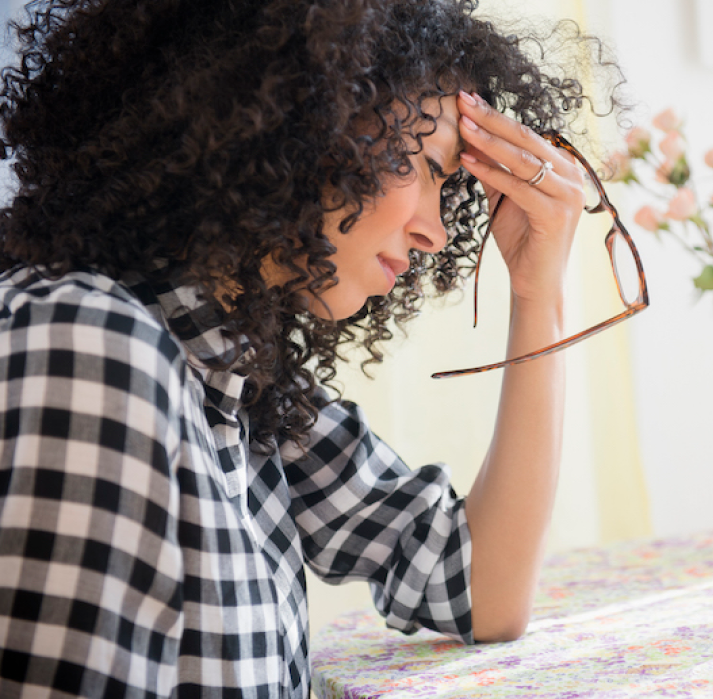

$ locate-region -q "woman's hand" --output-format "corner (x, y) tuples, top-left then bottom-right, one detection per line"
(455, 91), (581, 641)
(456, 90), (586, 307)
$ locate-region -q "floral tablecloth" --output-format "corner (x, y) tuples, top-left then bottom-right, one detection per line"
(311, 531), (713, 698)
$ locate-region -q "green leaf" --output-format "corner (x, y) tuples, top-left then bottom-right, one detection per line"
(620, 171), (640, 185)
(669, 157), (691, 187)
(693, 265), (713, 291)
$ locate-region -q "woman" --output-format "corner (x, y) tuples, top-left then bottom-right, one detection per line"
(0, 0), (616, 695)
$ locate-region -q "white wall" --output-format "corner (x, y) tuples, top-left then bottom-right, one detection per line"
(0, 0), (23, 68)
(583, 0), (713, 538)
(0, 0), (23, 198)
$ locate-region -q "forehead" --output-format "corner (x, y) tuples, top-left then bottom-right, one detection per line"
(414, 95), (463, 148)
(389, 94), (459, 123)
(421, 95), (460, 131)
(377, 94), (461, 142)
(421, 94), (458, 117)
(351, 94), (464, 160)
(420, 95), (465, 160)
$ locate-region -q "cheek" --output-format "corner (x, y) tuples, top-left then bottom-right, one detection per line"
(368, 179), (421, 230)
(322, 174), (423, 256)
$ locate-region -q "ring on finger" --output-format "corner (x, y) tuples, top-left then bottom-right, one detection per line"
(527, 159), (553, 187)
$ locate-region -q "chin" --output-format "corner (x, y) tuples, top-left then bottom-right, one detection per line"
(308, 292), (369, 321)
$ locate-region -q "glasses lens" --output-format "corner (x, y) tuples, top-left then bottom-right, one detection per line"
(610, 228), (641, 306)
(572, 155), (641, 307)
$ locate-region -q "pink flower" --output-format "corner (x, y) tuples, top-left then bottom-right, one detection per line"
(634, 205), (666, 232)
(659, 131), (685, 162)
(652, 107), (682, 132)
(607, 151), (635, 182)
(665, 187), (697, 221)
(625, 126), (651, 158)
(655, 162), (673, 184)
(705, 148), (713, 168)
(655, 157), (691, 187)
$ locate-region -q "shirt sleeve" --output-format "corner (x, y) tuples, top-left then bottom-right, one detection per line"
(0, 281), (186, 696)
(281, 392), (474, 644)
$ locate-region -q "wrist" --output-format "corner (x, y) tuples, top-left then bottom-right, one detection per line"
(507, 291), (566, 358)
(510, 289), (565, 326)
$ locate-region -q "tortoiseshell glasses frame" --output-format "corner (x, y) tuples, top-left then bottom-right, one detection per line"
(432, 132), (649, 379)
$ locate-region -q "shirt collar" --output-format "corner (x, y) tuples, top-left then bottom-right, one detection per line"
(125, 270), (253, 419)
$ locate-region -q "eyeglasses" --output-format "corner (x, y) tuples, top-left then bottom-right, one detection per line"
(432, 131), (649, 379)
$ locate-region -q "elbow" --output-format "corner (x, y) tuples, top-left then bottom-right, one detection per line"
(470, 609), (530, 644)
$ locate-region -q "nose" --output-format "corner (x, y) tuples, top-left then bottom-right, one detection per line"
(408, 188), (448, 253)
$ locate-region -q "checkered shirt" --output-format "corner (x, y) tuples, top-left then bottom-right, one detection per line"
(0, 266), (473, 698)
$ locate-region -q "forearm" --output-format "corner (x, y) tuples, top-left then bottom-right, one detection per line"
(465, 294), (565, 641)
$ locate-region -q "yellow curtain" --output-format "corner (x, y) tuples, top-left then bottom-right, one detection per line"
(335, 0), (652, 547)
(565, 0), (651, 542)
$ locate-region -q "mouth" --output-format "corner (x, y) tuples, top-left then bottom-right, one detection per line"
(377, 255), (409, 291)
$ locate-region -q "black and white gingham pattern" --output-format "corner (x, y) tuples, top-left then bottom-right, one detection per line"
(0, 267), (472, 698)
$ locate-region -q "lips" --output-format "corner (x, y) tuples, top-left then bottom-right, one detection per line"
(377, 255), (409, 291)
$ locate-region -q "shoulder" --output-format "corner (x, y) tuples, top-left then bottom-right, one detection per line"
(0, 267), (182, 361)
(0, 268), (189, 412)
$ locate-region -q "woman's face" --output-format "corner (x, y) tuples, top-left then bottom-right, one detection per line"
(310, 95), (464, 320)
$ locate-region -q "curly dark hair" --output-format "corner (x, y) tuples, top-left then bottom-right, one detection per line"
(0, 0), (624, 447)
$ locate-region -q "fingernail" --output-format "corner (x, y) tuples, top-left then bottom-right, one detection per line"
(471, 92), (486, 105)
(461, 115), (478, 131)
(459, 90), (476, 106)
(461, 152), (478, 164)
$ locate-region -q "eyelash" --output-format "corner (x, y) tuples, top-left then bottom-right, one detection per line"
(426, 157), (448, 182)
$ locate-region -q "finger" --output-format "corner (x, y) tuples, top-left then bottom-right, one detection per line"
(460, 137), (566, 208)
(459, 128), (586, 213)
(457, 91), (562, 163)
(457, 92), (578, 186)
(460, 152), (548, 206)
(460, 115), (567, 194)
(460, 145), (585, 219)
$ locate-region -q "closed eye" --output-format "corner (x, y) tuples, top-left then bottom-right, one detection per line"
(426, 157), (448, 183)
